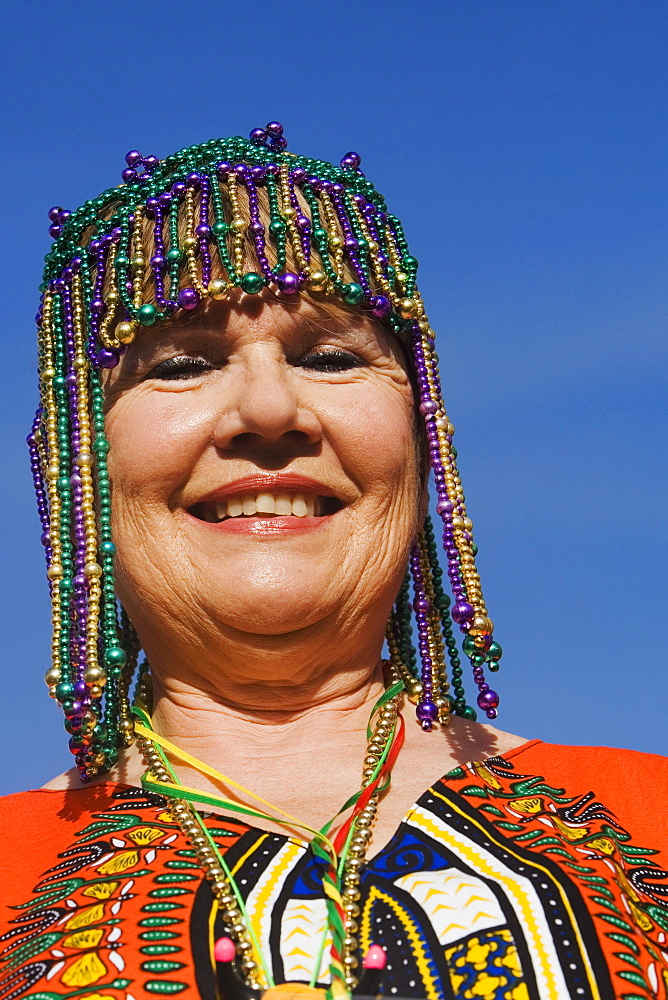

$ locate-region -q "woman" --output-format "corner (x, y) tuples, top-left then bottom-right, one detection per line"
(1, 123), (666, 1000)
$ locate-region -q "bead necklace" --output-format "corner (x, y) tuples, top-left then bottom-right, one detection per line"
(132, 679), (404, 999)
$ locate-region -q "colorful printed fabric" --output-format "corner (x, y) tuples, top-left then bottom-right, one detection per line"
(1, 741), (667, 1000)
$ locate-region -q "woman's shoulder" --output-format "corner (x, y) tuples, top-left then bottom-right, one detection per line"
(476, 737), (668, 861)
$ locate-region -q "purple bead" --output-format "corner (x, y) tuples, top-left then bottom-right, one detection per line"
(234, 163), (249, 180)
(186, 172), (201, 187)
(97, 347), (120, 368)
(292, 167), (306, 183)
(150, 255), (165, 271)
(125, 150), (142, 167)
(266, 121), (283, 136)
(49, 224), (62, 238)
(144, 154), (158, 171)
(276, 272), (299, 295)
(48, 205), (62, 222)
(172, 181), (187, 197)
(146, 196), (159, 212)
(413, 596), (430, 613)
(74, 681), (87, 698)
(270, 136), (287, 151)
(250, 222), (265, 235)
(177, 287), (200, 310)
(452, 600), (474, 625)
(416, 700), (438, 732)
(90, 299), (105, 315)
(419, 399), (438, 415)
(250, 127), (267, 145)
(158, 191), (172, 208)
(122, 168), (137, 183)
(477, 689), (499, 711)
(195, 224), (210, 238)
(436, 499), (455, 515)
(40, 531), (50, 547)
(216, 161), (231, 175)
(58, 210), (71, 224)
(341, 151), (361, 169)
(251, 166), (266, 182)
(370, 295), (391, 319)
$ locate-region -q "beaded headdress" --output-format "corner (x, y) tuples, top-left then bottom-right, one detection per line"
(30, 122), (502, 782)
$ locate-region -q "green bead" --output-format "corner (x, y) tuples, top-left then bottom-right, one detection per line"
(59, 578), (73, 595)
(52, 376), (66, 390)
(139, 304), (158, 326)
(488, 662), (500, 672)
(104, 646), (127, 668)
(166, 248), (182, 262)
(461, 705), (478, 721)
(240, 272), (265, 294)
(462, 635), (478, 656)
(313, 227), (327, 241)
(357, 238), (369, 252)
(469, 652), (485, 667)
(55, 681), (74, 703)
(404, 255), (418, 270)
(93, 436), (110, 454)
(486, 641), (503, 662)
(451, 446), (458, 459)
(269, 220), (285, 235)
(342, 282), (365, 305)
(211, 221), (228, 236)
(115, 255), (129, 269)
(100, 540), (116, 555)
(471, 542), (479, 557)
(454, 697), (467, 712)
(56, 476), (71, 494)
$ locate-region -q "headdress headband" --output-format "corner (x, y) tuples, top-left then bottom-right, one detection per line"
(29, 122), (502, 781)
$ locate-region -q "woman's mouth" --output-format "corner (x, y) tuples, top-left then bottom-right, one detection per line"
(189, 491), (343, 524)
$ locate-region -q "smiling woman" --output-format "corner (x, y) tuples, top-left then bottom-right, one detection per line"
(1, 123), (667, 1000)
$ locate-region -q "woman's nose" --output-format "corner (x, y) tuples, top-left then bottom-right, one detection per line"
(212, 354), (323, 451)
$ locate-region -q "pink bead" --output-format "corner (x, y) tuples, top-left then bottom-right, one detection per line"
(363, 945), (387, 969)
(214, 936), (236, 963)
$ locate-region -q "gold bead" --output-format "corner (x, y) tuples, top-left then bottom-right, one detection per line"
(395, 271), (408, 285)
(230, 217), (246, 234)
(84, 561), (103, 579)
(398, 297), (418, 319)
(45, 464), (60, 482)
(46, 562), (63, 581)
(116, 320), (138, 345)
(84, 665), (107, 686)
(89, 685), (103, 699)
(44, 666), (61, 686)
(307, 270), (328, 292)
(182, 235), (197, 250)
(329, 235), (344, 250)
(131, 256), (145, 269)
(282, 206), (296, 220)
(207, 279), (229, 300)
(470, 615), (493, 635)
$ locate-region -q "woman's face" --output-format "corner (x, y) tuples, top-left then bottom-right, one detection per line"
(104, 293), (420, 652)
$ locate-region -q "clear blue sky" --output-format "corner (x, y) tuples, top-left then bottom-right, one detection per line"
(1, 0), (666, 794)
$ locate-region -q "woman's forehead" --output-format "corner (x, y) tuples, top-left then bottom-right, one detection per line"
(127, 291), (393, 351)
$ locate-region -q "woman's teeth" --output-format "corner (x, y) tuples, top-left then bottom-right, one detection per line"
(198, 492), (319, 523)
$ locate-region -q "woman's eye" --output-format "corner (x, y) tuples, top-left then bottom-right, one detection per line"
(299, 350), (364, 373)
(147, 355), (214, 380)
